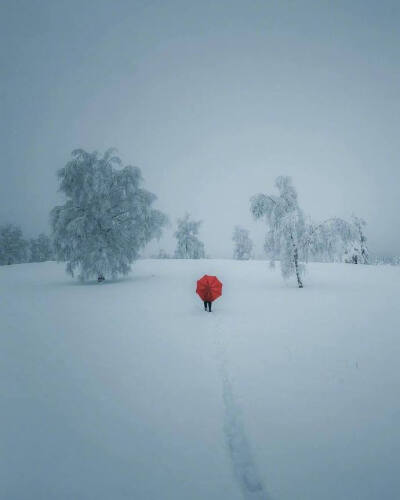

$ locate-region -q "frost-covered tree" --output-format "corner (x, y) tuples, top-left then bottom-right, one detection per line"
(29, 233), (54, 262)
(251, 176), (356, 287)
(0, 224), (28, 265)
(303, 217), (356, 263)
(51, 149), (167, 281)
(152, 249), (170, 259)
(232, 225), (253, 260)
(251, 176), (306, 287)
(343, 215), (368, 264)
(370, 254), (400, 266)
(174, 213), (205, 259)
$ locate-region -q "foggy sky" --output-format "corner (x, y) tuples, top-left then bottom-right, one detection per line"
(1, 0), (400, 258)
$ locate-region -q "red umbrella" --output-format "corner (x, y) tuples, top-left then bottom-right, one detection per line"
(196, 275), (223, 302)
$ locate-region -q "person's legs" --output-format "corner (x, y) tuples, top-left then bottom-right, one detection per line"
(208, 301), (212, 312)
(204, 301), (207, 311)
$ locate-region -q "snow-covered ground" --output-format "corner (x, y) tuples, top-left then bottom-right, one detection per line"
(1, 259), (399, 500)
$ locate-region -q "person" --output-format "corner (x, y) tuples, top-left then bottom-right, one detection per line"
(197, 275), (222, 312)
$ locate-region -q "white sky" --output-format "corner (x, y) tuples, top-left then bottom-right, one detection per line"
(1, 0), (400, 257)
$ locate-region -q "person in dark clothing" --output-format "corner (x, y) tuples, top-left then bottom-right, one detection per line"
(203, 301), (212, 312)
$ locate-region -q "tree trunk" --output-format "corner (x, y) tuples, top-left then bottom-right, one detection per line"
(291, 234), (303, 288)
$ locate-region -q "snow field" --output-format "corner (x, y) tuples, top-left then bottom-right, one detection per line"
(1, 260), (399, 499)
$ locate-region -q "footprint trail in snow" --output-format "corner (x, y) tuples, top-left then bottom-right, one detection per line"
(213, 316), (271, 500)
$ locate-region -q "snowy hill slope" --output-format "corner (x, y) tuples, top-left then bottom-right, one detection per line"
(1, 260), (399, 500)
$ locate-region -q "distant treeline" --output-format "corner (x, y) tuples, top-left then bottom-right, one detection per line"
(0, 224), (54, 265)
(369, 254), (400, 266)
(2, 149), (399, 286)
(2, 220), (399, 270)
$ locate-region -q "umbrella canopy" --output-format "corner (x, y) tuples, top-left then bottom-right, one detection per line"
(196, 275), (223, 302)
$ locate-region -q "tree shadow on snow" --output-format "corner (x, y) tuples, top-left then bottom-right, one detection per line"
(45, 273), (158, 288)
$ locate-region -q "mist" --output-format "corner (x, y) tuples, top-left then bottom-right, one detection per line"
(1, 0), (400, 258)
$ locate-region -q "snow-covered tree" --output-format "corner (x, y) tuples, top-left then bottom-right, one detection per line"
(251, 176), (357, 287)
(232, 225), (253, 260)
(29, 233), (54, 262)
(251, 176), (306, 287)
(343, 215), (368, 264)
(370, 254), (400, 266)
(174, 213), (205, 259)
(51, 149), (167, 281)
(303, 217), (356, 263)
(0, 224), (28, 265)
(152, 249), (170, 259)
